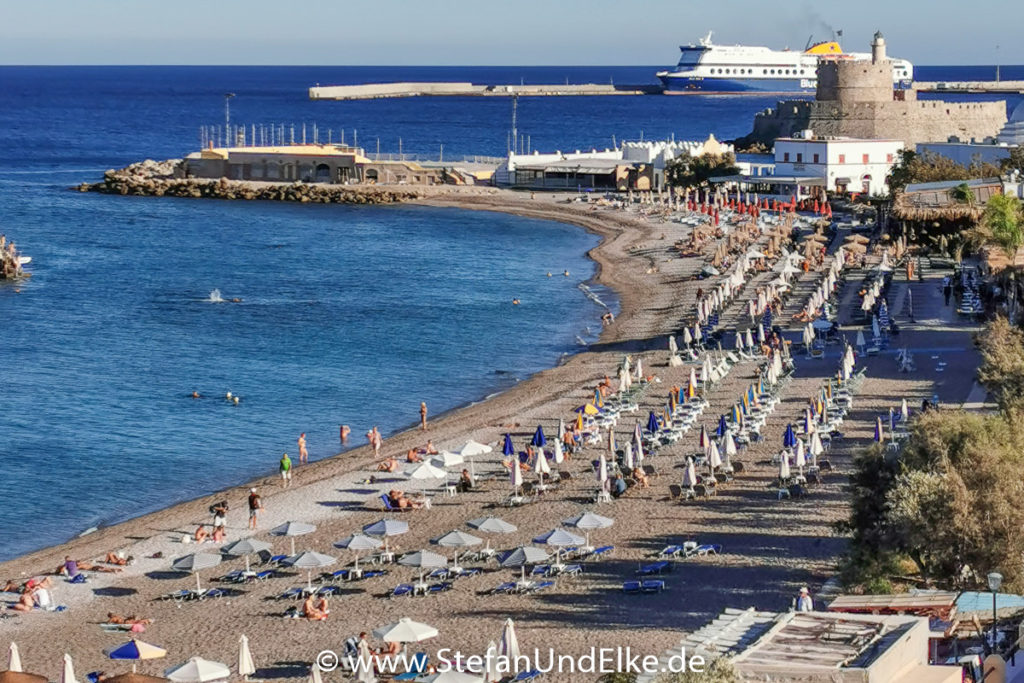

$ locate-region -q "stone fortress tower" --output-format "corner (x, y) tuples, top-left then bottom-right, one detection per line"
(738, 33), (1007, 148)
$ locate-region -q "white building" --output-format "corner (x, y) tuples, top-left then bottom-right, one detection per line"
(773, 134), (905, 196)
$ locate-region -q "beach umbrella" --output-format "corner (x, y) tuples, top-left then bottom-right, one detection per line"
(467, 516), (517, 552)
(563, 511), (613, 548)
(502, 433), (514, 456)
(283, 551), (336, 590)
(698, 425), (710, 450)
(431, 451), (464, 469)
(171, 552), (222, 592)
(530, 425), (547, 448)
(794, 440), (806, 474)
(499, 618), (520, 663)
(646, 411), (659, 434)
(105, 640), (168, 672)
(404, 462), (447, 494)
(557, 419), (566, 440)
(373, 617), (439, 644)
(682, 458), (697, 488)
(164, 658), (230, 683)
(668, 335), (678, 355)
(734, 331), (743, 350)
(61, 654), (78, 683)
(635, 357), (644, 381)
(716, 415), (727, 437)
(419, 673), (484, 683)
(623, 443), (634, 470)
(552, 438), (565, 465)
(803, 408), (815, 435)
(398, 549), (448, 585)
(683, 327), (693, 346)
(483, 642), (501, 683)
(533, 449), (551, 480)
(707, 441), (722, 475)
(333, 534), (383, 570)
(457, 440), (492, 457)
(782, 424), (797, 449)
(607, 427), (617, 457)
(270, 521), (317, 556)
(874, 417), (884, 442)
(745, 329), (755, 349)
(779, 454), (791, 481)
(597, 454), (608, 487)
(498, 546), (549, 582)
(900, 398), (909, 422)
(574, 403), (600, 415)
(532, 528), (585, 550)
(8, 644), (21, 672)
(363, 518), (410, 552)
(432, 530), (482, 569)
(731, 403), (742, 424)
(723, 431), (738, 458)
(237, 635), (256, 680)
(221, 538), (273, 573)
(510, 458), (523, 491)
(809, 432), (823, 467)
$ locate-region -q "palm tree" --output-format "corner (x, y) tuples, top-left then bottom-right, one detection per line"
(950, 182), (976, 208)
(978, 193), (1024, 262)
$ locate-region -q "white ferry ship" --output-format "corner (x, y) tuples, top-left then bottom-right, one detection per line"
(656, 32), (913, 94)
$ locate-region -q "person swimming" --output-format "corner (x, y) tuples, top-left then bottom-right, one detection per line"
(563, 270), (570, 276)
(512, 298), (521, 305)
(190, 391), (201, 399)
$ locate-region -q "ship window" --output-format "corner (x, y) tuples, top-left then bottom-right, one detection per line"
(725, 69), (731, 74)
(796, 153), (803, 162)
(770, 69), (776, 74)
(838, 154), (846, 163)
(763, 69), (767, 74)
(800, 69), (805, 75)
(784, 152), (790, 162)
(813, 154), (819, 163)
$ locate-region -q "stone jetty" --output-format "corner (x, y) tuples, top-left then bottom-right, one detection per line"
(78, 159), (443, 205)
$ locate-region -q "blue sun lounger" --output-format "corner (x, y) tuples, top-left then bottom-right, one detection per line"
(658, 545), (683, 558)
(513, 669), (543, 681)
(587, 545), (614, 559)
(492, 581), (517, 594)
(622, 581), (642, 593)
(426, 582), (453, 595)
(641, 580), (666, 593)
(390, 583), (414, 598)
(529, 581), (555, 593)
(277, 587), (303, 600)
(636, 561), (670, 576)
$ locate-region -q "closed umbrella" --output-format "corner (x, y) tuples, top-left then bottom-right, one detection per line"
(483, 642), (501, 683)
(697, 425), (710, 450)
(530, 425), (546, 448)
(510, 458), (523, 493)
(779, 454), (791, 481)
(164, 658), (230, 683)
(398, 549), (448, 585)
(499, 618), (520, 665)
(668, 335), (678, 355)
(432, 530), (482, 571)
(8, 644), (21, 672)
(221, 538), (272, 573)
(309, 664), (322, 683)
(682, 458), (697, 488)
(707, 441), (722, 476)
(782, 424), (797, 449)
(502, 434), (514, 457)
(900, 398), (909, 422)
(171, 552), (222, 592)
(794, 440), (806, 474)
(646, 411), (659, 434)
(238, 635), (256, 680)
(363, 519), (410, 555)
(61, 654), (78, 683)
(623, 443), (634, 470)
(270, 521), (317, 556)
(597, 454), (608, 488)
(333, 534), (383, 570)
(874, 417), (884, 442)
(534, 448), (551, 483)
(552, 439), (564, 464)
(283, 551), (336, 590)
(498, 546), (549, 583)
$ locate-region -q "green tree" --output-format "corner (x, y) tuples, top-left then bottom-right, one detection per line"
(887, 149), (1003, 193)
(665, 153), (739, 190)
(976, 316), (1024, 412)
(971, 193), (1024, 262)
(950, 182), (976, 207)
(654, 658), (738, 683)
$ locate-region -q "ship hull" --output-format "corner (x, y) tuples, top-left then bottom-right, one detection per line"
(658, 74), (814, 94)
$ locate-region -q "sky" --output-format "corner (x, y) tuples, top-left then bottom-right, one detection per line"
(0, 0), (1019, 66)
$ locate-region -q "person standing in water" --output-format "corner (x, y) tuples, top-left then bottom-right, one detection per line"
(298, 433), (308, 464)
(420, 402), (428, 431)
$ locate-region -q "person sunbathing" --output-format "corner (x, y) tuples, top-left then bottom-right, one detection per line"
(406, 449), (422, 463)
(103, 553), (132, 566)
(633, 467), (650, 488)
(376, 457), (399, 473)
(424, 440), (439, 455)
(10, 589), (35, 612)
(107, 612), (152, 626)
(388, 490), (423, 510)
(2, 579), (21, 593)
(71, 560), (121, 574)
(302, 595), (327, 621)
(194, 525), (209, 543)
(211, 525), (226, 543)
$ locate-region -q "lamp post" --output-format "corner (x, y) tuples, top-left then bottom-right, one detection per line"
(988, 571), (1003, 655)
(224, 93), (236, 147)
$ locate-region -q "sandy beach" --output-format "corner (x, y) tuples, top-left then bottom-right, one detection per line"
(0, 187), (985, 681)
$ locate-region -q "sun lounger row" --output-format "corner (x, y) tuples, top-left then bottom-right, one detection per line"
(623, 579), (666, 593)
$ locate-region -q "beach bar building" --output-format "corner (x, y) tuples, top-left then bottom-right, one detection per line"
(639, 607), (961, 682)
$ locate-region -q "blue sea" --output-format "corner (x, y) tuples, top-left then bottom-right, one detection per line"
(0, 65), (1019, 560)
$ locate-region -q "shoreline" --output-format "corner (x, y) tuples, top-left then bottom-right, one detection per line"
(0, 187), (660, 577)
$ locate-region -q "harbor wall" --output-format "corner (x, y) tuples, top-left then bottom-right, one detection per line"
(309, 82), (662, 100)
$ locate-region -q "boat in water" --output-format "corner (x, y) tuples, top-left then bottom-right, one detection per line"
(656, 32), (913, 94)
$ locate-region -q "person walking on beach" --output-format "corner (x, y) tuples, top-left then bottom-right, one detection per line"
(420, 402), (428, 431)
(298, 433), (308, 464)
(368, 426), (382, 456)
(280, 453), (293, 487)
(942, 276), (952, 306)
(247, 488), (263, 530)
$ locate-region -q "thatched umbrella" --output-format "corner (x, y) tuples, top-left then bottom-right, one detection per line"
(0, 673), (48, 683)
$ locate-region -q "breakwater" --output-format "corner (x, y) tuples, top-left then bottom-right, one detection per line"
(78, 159), (458, 204)
(309, 81), (664, 100)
